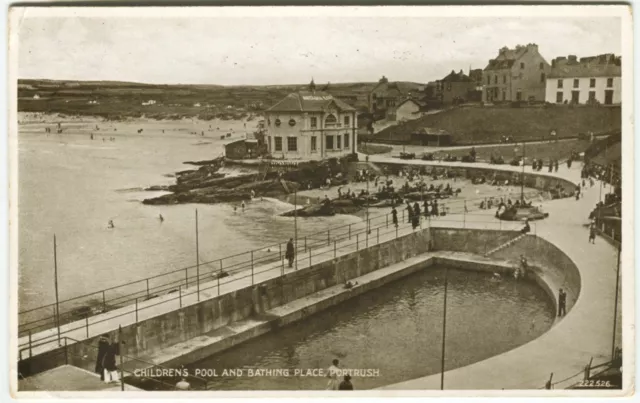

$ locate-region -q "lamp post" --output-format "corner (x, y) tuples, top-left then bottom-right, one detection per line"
(515, 142), (525, 202)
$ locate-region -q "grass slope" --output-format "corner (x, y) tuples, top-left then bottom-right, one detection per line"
(373, 105), (622, 145)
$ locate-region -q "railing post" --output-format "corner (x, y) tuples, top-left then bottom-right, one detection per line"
(251, 251), (254, 285)
(309, 248), (312, 267)
(366, 228), (369, 248)
(102, 291), (106, 313)
(327, 230), (331, 246)
(219, 260), (223, 295)
(396, 224), (398, 238)
(85, 315), (89, 338)
(356, 234), (359, 251)
(334, 241), (337, 258)
(179, 285), (182, 308)
(402, 209), (405, 222)
(64, 337), (68, 365)
(28, 330), (32, 358)
(377, 227), (380, 244)
(135, 298), (138, 323)
(146, 279), (150, 300)
(463, 209), (466, 228)
(386, 214), (389, 228)
(185, 267), (188, 288)
(349, 224), (351, 239)
(305, 236), (307, 251)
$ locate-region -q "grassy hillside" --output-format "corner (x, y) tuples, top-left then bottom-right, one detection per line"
(373, 105), (622, 145)
(17, 79), (385, 121)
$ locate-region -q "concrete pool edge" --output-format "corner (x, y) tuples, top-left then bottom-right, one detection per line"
(371, 158), (621, 393)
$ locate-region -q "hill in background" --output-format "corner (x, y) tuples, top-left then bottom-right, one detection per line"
(371, 105), (622, 146)
(18, 79), (407, 121)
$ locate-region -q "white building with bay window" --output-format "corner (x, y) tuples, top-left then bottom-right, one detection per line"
(264, 82), (358, 160)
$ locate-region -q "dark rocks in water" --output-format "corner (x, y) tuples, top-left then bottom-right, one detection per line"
(145, 185), (171, 191)
(184, 157), (225, 166)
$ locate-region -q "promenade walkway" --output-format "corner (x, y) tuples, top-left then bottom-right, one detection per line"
(373, 156), (622, 391)
(20, 156), (622, 392)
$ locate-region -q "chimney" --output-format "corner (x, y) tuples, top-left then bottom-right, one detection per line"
(568, 55), (577, 63)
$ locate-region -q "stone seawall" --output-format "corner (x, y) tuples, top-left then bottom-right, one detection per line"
(375, 162), (577, 195)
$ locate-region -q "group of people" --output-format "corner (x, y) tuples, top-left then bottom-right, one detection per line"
(326, 359), (354, 391)
(390, 199), (446, 230)
(95, 334), (123, 383)
(531, 158), (560, 173)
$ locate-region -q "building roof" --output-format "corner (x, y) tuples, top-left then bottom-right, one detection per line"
(396, 98), (425, 109)
(548, 54), (621, 78)
(484, 44), (539, 71)
(370, 81), (424, 98)
(266, 90), (356, 113)
(440, 70), (473, 83)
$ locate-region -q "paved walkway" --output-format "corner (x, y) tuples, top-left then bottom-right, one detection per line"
(375, 158), (621, 390)
(20, 157), (622, 392)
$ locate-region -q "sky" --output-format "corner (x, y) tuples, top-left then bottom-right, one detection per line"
(14, 8), (623, 86)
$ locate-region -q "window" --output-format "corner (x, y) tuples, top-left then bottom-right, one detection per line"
(274, 136), (282, 151)
(590, 78), (596, 88)
(344, 133), (349, 149)
(516, 89), (522, 101)
(310, 117), (317, 128)
(343, 116), (350, 126)
(326, 135), (334, 150)
(607, 78), (613, 88)
(520, 62), (525, 69)
(288, 119), (296, 127)
(447, 82), (452, 91)
(588, 91), (596, 102)
(540, 73), (545, 83)
(503, 75), (507, 84)
(311, 136), (317, 152)
(336, 135), (341, 149)
(267, 136), (271, 151)
(325, 114), (337, 127)
(558, 79), (563, 89)
(287, 137), (297, 152)
(556, 92), (563, 103)
(494, 75), (497, 84)
(539, 62), (544, 70)
(573, 79), (579, 88)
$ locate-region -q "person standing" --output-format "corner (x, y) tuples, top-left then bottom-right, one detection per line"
(391, 207), (398, 228)
(558, 288), (567, 317)
(95, 334), (110, 381)
(432, 199), (439, 217)
(326, 359), (341, 390)
(339, 374), (354, 390)
(554, 160), (559, 172)
(102, 338), (122, 383)
(175, 377), (191, 390)
(406, 202), (413, 224)
(285, 238), (295, 268)
(589, 223), (597, 244)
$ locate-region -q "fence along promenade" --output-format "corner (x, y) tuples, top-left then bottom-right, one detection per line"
(19, 188), (545, 353)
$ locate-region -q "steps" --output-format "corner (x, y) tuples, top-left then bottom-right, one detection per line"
(484, 233), (527, 257)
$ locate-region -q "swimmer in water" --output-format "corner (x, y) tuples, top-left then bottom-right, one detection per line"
(233, 206), (238, 213)
(108, 220), (115, 229)
(241, 201), (246, 211)
(159, 214), (164, 222)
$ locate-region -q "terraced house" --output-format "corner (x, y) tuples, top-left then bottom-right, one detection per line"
(264, 81), (357, 160)
(545, 54), (621, 105)
(482, 43), (551, 103)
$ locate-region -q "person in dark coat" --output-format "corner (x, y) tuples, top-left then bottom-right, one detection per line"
(102, 338), (121, 383)
(95, 334), (110, 380)
(406, 202), (413, 224)
(391, 207), (398, 228)
(558, 288), (567, 317)
(432, 200), (439, 217)
(554, 160), (559, 172)
(285, 238), (295, 268)
(423, 200), (428, 217)
(339, 374), (354, 390)
(411, 202), (420, 229)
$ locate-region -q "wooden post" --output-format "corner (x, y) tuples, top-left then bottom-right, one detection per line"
(179, 285), (182, 308)
(327, 230), (331, 246)
(377, 227), (380, 244)
(356, 234), (359, 251)
(119, 325), (125, 391)
(334, 241), (337, 258)
(146, 279), (150, 300)
(85, 315), (89, 338)
(251, 251), (254, 285)
(349, 224), (351, 239)
(195, 209), (200, 302)
(28, 331), (32, 358)
(102, 291), (106, 313)
(309, 248), (311, 267)
(53, 235), (61, 345)
(135, 298), (138, 323)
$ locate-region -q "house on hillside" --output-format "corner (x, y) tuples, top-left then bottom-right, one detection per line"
(545, 54), (621, 105)
(391, 98), (427, 121)
(436, 70), (478, 105)
(368, 76), (424, 120)
(482, 43), (551, 103)
(263, 80), (357, 160)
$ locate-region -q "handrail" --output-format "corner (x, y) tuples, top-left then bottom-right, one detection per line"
(19, 187), (549, 338)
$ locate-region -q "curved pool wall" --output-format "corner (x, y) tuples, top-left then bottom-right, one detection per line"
(374, 161), (578, 196)
(22, 225), (580, 388)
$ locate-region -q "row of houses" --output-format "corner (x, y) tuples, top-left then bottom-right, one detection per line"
(366, 44), (622, 124)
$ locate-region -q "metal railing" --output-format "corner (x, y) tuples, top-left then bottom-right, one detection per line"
(19, 188), (548, 342)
